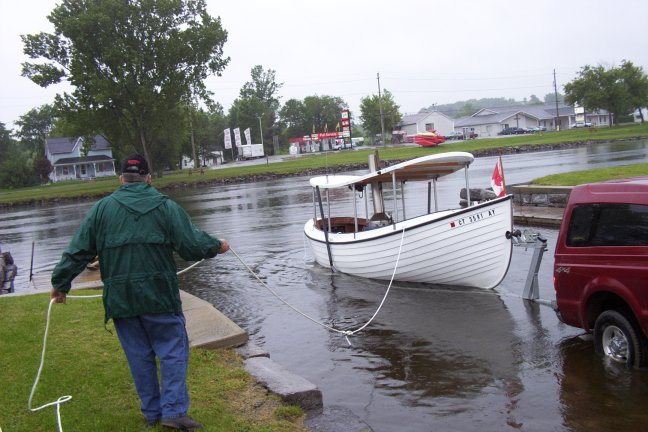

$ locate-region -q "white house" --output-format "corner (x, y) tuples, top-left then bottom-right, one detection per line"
(45, 135), (116, 182)
(634, 108), (648, 123)
(181, 151), (223, 169)
(398, 110), (455, 137)
(453, 104), (612, 137)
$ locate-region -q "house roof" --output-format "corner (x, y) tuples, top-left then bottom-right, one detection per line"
(45, 135), (111, 154)
(400, 110), (452, 127)
(53, 155), (115, 166)
(455, 104), (578, 127)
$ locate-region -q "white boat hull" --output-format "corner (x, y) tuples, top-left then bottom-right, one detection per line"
(304, 196), (514, 289)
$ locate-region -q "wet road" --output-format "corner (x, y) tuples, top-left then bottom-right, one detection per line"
(2, 140), (648, 431)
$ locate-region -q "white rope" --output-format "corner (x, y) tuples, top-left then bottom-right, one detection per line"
(230, 226), (407, 344)
(29, 260), (204, 432)
(28, 295), (101, 432)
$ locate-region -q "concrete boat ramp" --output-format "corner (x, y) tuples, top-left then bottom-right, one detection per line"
(30, 270), (250, 349)
(30, 271), (370, 431)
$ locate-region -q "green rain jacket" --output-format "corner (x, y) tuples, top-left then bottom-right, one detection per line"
(51, 183), (221, 322)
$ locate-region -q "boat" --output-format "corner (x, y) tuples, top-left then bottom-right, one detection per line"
(303, 151), (514, 289)
(413, 130), (445, 147)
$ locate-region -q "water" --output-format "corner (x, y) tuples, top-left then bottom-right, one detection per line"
(3, 140), (648, 431)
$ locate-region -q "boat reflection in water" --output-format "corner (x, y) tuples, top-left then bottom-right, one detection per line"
(309, 269), (525, 430)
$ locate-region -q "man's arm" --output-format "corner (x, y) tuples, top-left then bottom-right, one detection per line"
(51, 206), (99, 296)
(166, 201), (228, 260)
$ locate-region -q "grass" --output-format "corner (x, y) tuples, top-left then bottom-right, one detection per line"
(531, 162), (648, 186)
(0, 290), (308, 432)
(1, 122), (648, 206)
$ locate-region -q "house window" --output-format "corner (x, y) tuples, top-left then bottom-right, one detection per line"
(62, 166), (69, 175)
(425, 123), (434, 131)
(81, 165), (87, 176)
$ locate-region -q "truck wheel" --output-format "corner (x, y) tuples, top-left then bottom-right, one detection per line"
(593, 310), (648, 368)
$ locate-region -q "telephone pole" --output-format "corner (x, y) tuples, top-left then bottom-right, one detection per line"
(553, 69), (560, 131)
(377, 72), (386, 145)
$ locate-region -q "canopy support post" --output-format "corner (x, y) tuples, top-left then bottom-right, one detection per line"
(353, 186), (358, 237)
(464, 166), (471, 207)
(392, 171), (398, 227)
(401, 181), (406, 221)
(315, 186), (334, 269)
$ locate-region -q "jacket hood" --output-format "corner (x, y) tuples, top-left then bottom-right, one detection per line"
(111, 183), (168, 216)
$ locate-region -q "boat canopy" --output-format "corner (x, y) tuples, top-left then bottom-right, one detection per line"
(309, 152), (474, 189)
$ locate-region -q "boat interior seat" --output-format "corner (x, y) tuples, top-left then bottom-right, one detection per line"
(364, 212), (392, 230)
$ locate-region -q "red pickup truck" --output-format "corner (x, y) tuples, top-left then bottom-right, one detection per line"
(554, 176), (648, 368)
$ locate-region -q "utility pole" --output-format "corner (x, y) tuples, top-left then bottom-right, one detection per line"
(553, 69), (560, 131)
(377, 72), (386, 145)
(257, 115), (264, 146)
(189, 106), (198, 169)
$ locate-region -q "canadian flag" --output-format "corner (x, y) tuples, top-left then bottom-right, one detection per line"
(491, 156), (506, 197)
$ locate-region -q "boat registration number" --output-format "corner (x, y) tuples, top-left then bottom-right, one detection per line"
(450, 209), (496, 228)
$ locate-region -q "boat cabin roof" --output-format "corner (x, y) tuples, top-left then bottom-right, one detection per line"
(310, 151), (474, 189)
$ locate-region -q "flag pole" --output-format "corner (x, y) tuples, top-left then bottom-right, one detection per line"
(499, 154), (507, 194)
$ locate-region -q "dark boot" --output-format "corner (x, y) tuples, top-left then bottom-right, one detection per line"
(161, 416), (204, 430)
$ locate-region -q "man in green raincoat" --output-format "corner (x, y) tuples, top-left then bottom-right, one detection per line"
(51, 154), (229, 430)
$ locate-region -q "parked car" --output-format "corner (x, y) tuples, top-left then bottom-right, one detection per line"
(529, 126), (547, 132)
(444, 131), (464, 140)
(553, 177), (648, 367)
(570, 122), (593, 128)
(498, 127), (526, 135)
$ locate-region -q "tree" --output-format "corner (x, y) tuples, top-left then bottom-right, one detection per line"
(15, 104), (56, 156)
(21, 0), (229, 172)
(278, 95), (347, 144)
(359, 90), (401, 141)
(278, 98), (307, 139)
(544, 92), (565, 106)
(527, 94), (542, 105)
(454, 102), (477, 118)
(33, 157), (54, 183)
(228, 66), (283, 155)
(183, 105), (227, 166)
(240, 65), (283, 110)
(0, 123), (38, 188)
(564, 63), (636, 125)
(619, 60), (648, 123)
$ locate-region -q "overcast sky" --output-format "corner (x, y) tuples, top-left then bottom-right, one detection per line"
(2, 0), (647, 128)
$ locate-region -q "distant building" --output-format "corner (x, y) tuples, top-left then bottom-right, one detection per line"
(634, 108), (648, 123)
(45, 135), (116, 182)
(453, 104), (612, 137)
(398, 111), (455, 137)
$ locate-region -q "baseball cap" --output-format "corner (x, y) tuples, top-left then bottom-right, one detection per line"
(122, 154), (150, 175)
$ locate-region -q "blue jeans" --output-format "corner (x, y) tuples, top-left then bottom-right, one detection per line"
(113, 313), (190, 423)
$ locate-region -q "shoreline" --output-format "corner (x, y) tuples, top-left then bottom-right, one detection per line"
(2, 136), (646, 209)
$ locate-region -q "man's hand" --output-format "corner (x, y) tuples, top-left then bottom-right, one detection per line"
(50, 288), (67, 304)
(218, 239), (230, 254)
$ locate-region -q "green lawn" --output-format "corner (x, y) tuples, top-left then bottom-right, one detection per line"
(531, 162), (648, 186)
(0, 291), (307, 432)
(2, 122), (648, 206)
